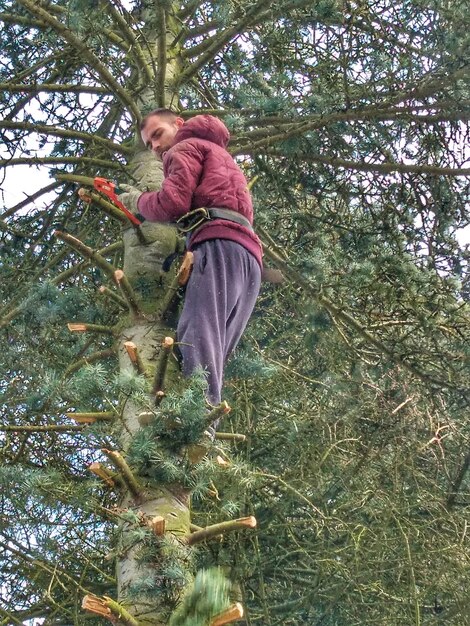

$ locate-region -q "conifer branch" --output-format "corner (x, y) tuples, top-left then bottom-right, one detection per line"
(207, 402), (231, 426)
(0, 82), (109, 94)
(66, 412), (116, 424)
(180, 0), (326, 70)
(152, 336), (174, 397)
(77, 187), (138, 227)
(0, 11), (47, 28)
(216, 455), (230, 468)
(88, 462), (119, 488)
(0, 156), (122, 169)
(261, 242), (465, 388)
(104, 597), (141, 626)
(68, 323), (116, 335)
(186, 517), (256, 545)
(0, 219), (28, 238)
(0, 120), (129, 154)
(1, 181), (61, 219)
(180, 0), (317, 68)
(57, 243), (123, 281)
(15, 0), (141, 122)
(148, 515), (166, 536)
(0, 605), (25, 626)
(176, 0), (200, 20)
(231, 106), (470, 147)
(82, 595), (140, 626)
(214, 432), (247, 442)
(263, 152), (470, 177)
(114, 270), (142, 317)
(0, 241), (122, 328)
(31, 0), (132, 50)
(177, 0), (269, 83)
(55, 174), (132, 225)
(155, 4), (167, 107)
(123, 341), (149, 377)
(1, 539), (93, 595)
(54, 231), (120, 282)
(54, 173), (104, 187)
(210, 602), (244, 626)
(0, 424), (84, 433)
(157, 251), (193, 320)
(101, 449), (142, 499)
(447, 450), (470, 508)
(6, 77), (57, 132)
(88, 465), (127, 492)
(65, 349), (116, 376)
(190, 523), (203, 532)
(98, 286), (128, 310)
(100, 0), (153, 84)
(256, 472), (324, 518)
(184, 19), (222, 40)
(6, 49), (62, 83)
(159, 272), (182, 320)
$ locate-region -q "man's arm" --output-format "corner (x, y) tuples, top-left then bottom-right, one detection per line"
(137, 143), (204, 223)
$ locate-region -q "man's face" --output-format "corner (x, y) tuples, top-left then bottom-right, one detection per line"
(141, 115), (184, 159)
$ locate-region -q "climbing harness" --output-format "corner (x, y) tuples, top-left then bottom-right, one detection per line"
(167, 207), (254, 286)
(176, 207), (254, 234)
(162, 206), (256, 287)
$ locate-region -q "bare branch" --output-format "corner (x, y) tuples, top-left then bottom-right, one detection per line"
(100, 0), (153, 84)
(155, 4), (167, 107)
(0, 120), (130, 155)
(54, 231), (120, 281)
(0, 156), (124, 169)
(16, 0), (141, 122)
(0, 181), (61, 219)
(186, 516), (256, 545)
(0, 424), (84, 433)
(261, 152), (470, 177)
(0, 11), (46, 28)
(0, 82), (109, 96)
(177, 0), (271, 84)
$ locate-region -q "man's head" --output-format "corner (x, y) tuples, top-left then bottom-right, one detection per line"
(140, 108), (184, 159)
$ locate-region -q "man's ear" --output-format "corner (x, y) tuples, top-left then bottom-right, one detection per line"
(175, 117), (185, 128)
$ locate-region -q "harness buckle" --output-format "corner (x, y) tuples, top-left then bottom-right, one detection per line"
(175, 207), (210, 233)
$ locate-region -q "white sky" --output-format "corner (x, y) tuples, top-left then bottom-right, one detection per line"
(1, 165), (57, 209)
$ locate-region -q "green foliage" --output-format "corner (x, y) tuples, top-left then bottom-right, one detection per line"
(225, 348), (278, 381)
(114, 523), (193, 602)
(127, 371), (220, 492)
(168, 567), (232, 626)
(1, 0), (469, 624)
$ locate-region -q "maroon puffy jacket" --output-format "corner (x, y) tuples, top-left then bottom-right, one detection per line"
(137, 114), (263, 267)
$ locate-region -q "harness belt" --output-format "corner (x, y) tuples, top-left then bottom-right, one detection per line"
(176, 207), (254, 234)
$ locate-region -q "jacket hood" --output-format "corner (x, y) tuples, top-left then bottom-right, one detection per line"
(174, 114), (230, 148)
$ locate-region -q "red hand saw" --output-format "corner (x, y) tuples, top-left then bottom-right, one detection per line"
(93, 177), (143, 226)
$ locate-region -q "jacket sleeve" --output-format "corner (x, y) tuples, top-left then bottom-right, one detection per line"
(136, 142), (204, 222)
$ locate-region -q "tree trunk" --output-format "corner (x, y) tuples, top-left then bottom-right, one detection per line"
(114, 139), (194, 623)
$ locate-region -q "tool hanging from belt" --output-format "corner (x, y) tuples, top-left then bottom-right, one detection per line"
(165, 207), (254, 288)
(175, 207), (254, 234)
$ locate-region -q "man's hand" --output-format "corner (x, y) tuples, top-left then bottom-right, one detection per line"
(117, 183), (142, 215)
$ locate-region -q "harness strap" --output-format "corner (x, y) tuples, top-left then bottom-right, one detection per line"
(176, 207), (254, 233)
(207, 207), (254, 231)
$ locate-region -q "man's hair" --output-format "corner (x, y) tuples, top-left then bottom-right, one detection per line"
(140, 108), (179, 130)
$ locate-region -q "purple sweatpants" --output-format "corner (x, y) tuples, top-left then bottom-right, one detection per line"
(177, 239), (261, 406)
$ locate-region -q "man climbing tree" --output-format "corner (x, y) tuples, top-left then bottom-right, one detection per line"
(119, 109), (263, 415)
(1, 1), (470, 625)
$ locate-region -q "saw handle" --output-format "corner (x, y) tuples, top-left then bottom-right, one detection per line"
(93, 177), (143, 226)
